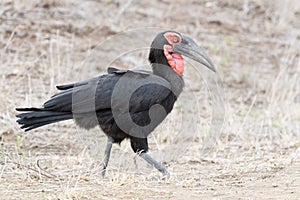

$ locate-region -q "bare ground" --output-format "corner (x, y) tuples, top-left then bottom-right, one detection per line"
(0, 0), (300, 199)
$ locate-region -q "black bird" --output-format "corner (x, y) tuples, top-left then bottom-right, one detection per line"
(16, 31), (215, 177)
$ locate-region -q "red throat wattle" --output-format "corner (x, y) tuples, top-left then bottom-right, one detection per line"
(164, 45), (184, 76)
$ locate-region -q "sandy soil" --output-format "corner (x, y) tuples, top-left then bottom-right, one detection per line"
(0, 0), (300, 199)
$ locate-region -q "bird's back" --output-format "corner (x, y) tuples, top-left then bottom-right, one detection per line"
(71, 68), (178, 140)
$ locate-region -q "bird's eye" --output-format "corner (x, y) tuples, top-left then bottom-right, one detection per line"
(173, 37), (179, 43)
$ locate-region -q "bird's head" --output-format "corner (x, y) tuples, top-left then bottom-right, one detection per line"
(149, 31), (216, 76)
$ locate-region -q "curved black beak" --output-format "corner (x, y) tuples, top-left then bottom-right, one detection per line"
(173, 35), (216, 72)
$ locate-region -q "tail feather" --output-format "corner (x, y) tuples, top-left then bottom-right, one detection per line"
(43, 90), (73, 109)
(16, 110), (66, 119)
(16, 79), (94, 132)
(56, 81), (88, 90)
(16, 107), (44, 112)
(18, 113), (72, 127)
(16, 108), (73, 132)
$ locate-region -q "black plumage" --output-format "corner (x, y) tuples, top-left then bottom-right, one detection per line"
(16, 31), (215, 177)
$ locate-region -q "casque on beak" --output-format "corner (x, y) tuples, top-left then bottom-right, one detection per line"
(173, 35), (216, 72)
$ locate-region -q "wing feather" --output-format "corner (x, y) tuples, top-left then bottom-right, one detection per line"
(43, 68), (172, 115)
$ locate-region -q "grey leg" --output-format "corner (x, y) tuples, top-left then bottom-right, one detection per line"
(139, 152), (170, 178)
(100, 136), (113, 177)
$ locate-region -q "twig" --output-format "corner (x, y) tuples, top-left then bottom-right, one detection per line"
(0, 156), (8, 181)
(0, 160), (55, 179)
(114, 0), (134, 24)
(36, 159), (57, 179)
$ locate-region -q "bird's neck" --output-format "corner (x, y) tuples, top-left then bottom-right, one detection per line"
(151, 63), (184, 96)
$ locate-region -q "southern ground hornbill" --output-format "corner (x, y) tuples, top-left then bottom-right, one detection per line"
(16, 31), (215, 177)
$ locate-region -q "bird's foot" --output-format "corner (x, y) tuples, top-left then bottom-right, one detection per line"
(139, 152), (171, 179)
(160, 169), (170, 179)
(100, 163), (107, 178)
(89, 162), (108, 178)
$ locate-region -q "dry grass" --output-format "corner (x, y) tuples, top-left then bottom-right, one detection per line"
(0, 0), (300, 199)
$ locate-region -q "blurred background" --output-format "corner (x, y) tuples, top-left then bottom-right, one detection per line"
(0, 0), (299, 199)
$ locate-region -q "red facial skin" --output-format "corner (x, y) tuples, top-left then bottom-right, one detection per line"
(163, 33), (184, 76)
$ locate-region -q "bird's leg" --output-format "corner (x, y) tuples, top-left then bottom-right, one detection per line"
(100, 136), (114, 177)
(130, 137), (170, 178)
(139, 152), (170, 178)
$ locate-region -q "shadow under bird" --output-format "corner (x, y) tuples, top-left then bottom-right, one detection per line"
(16, 31), (216, 177)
